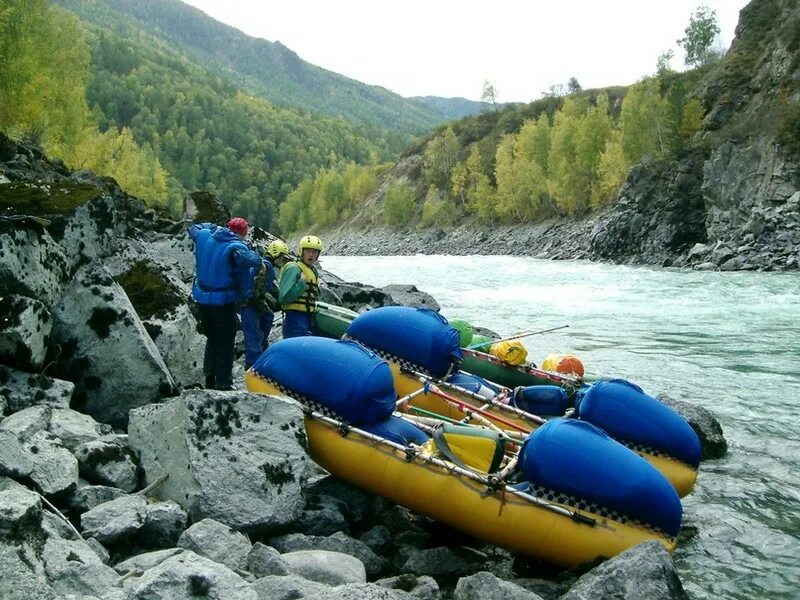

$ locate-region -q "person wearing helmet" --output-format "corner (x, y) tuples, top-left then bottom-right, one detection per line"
(188, 217), (263, 390)
(238, 238), (291, 368)
(278, 235), (322, 338)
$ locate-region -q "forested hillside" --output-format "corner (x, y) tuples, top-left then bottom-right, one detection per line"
(3, 0), (427, 227)
(312, 67), (710, 233)
(55, 0), (474, 143)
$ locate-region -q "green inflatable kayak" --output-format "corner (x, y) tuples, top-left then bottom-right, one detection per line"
(461, 348), (582, 390)
(315, 301), (359, 339)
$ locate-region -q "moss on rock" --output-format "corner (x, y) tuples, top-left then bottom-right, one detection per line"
(115, 261), (184, 321)
(0, 181), (100, 218)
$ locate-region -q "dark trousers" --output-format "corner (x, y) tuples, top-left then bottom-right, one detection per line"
(239, 306), (274, 368)
(282, 310), (316, 338)
(198, 303), (237, 390)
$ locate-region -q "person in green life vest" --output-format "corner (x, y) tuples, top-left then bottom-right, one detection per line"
(279, 235), (322, 338)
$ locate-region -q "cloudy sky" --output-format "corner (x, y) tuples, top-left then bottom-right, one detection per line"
(181, 0), (751, 102)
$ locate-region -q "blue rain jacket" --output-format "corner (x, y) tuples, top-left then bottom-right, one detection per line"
(189, 223), (263, 305)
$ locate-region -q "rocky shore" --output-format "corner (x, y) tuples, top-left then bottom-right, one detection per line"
(324, 142), (800, 273)
(2, 133), (725, 599)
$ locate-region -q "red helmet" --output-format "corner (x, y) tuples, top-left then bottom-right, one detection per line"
(226, 217), (249, 237)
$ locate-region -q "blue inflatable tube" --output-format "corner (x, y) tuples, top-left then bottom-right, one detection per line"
(576, 379), (701, 468)
(346, 307), (463, 378)
(513, 385), (568, 416)
(252, 337), (396, 425)
(447, 373), (502, 398)
(361, 415), (429, 446)
(518, 418), (682, 537)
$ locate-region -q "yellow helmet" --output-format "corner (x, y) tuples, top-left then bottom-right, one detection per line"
(299, 235), (323, 253)
(266, 239), (290, 258)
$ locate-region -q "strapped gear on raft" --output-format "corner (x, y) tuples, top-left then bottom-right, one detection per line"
(227, 217), (249, 237)
(267, 239), (290, 258)
(299, 235), (323, 253)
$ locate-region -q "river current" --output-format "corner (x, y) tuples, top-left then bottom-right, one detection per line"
(322, 255), (800, 600)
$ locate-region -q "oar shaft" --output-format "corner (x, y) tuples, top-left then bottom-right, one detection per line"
(467, 325), (569, 348)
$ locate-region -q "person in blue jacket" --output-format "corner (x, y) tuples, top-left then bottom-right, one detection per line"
(238, 239), (291, 368)
(189, 217), (263, 390)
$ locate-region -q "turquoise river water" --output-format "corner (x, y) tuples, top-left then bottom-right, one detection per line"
(322, 255), (800, 600)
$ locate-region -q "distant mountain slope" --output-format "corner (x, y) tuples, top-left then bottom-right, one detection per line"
(408, 96), (488, 121)
(57, 0), (455, 141)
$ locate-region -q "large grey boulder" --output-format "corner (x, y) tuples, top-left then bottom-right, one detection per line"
(41, 536), (119, 598)
(281, 549), (367, 585)
(80, 494), (147, 545)
(658, 395), (728, 459)
(177, 518), (252, 571)
(0, 426), (78, 497)
(52, 196), (123, 274)
(0, 223), (69, 308)
(132, 550), (256, 600)
(453, 572), (545, 600)
(51, 262), (175, 427)
(375, 575), (441, 600)
(0, 366), (73, 413)
(0, 294), (52, 370)
(114, 548), (185, 576)
(0, 405), (106, 452)
(48, 408), (107, 451)
(381, 284), (440, 311)
(250, 574), (329, 600)
(270, 531), (386, 578)
(138, 500), (187, 549)
(560, 540), (688, 600)
(75, 437), (139, 492)
(67, 483), (127, 514)
(107, 257), (204, 389)
(0, 487), (56, 600)
(129, 390), (311, 533)
(399, 546), (474, 578)
(305, 583), (416, 600)
(247, 543), (290, 577)
(0, 405), (50, 438)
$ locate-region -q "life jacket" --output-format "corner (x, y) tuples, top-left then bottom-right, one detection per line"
(249, 259), (277, 310)
(281, 260), (319, 313)
(191, 227), (251, 305)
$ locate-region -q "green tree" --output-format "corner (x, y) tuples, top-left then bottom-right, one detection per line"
(592, 131), (630, 207)
(567, 77), (582, 94)
(680, 98), (705, 139)
(677, 5), (721, 67)
(421, 186), (457, 226)
(481, 80), (499, 112)
(277, 179), (313, 233)
(656, 50), (675, 76)
(0, 0), (90, 154)
(451, 144), (484, 210)
(516, 113), (551, 173)
(548, 98), (587, 213)
(620, 78), (667, 162)
(500, 135), (549, 221)
(422, 127), (460, 189)
(383, 183), (416, 228)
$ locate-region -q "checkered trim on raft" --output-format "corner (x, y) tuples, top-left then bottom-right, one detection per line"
(342, 334), (435, 378)
(527, 483), (676, 540)
(619, 440), (694, 469)
(249, 371), (345, 422)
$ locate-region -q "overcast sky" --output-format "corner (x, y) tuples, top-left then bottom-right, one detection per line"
(181, 0), (751, 103)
